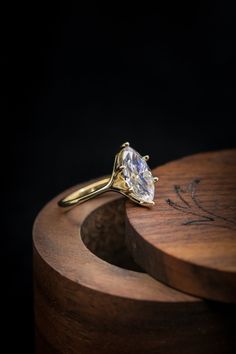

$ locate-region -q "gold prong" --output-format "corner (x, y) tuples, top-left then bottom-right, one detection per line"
(143, 155), (149, 161)
(139, 200), (155, 206)
(119, 165), (125, 171)
(128, 187), (134, 193)
(153, 177), (159, 183)
(121, 142), (130, 148)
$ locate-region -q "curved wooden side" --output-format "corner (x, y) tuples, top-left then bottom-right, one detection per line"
(33, 183), (236, 354)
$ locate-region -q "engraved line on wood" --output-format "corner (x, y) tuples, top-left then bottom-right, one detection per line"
(166, 179), (236, 230)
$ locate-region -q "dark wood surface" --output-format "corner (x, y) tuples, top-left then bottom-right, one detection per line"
(33, 181), (236, 353)
(126, 150), (236, 303)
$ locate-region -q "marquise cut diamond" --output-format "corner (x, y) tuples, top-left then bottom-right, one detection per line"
(120, 147), (155, 203)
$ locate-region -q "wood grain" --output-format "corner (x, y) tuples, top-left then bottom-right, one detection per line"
(33, 181), (236, 353)
(126, 150), (236, 303)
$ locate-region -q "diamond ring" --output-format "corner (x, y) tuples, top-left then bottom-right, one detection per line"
(58, 142), (158, 209)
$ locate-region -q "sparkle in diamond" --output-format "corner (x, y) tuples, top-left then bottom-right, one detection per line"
(120, 147), (155, 203)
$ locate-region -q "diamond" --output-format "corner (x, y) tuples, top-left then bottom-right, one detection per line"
(120, 146), (155, 203)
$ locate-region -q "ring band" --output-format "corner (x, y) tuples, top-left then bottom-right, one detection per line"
(58, 142), (158, 210)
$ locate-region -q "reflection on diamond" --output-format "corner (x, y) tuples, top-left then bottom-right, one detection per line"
(120, 147), (155, 203)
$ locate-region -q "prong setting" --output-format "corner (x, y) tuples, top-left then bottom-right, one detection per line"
(121, 142), (130, 148)
(143, 155), (149, 161)
(138, 200), (155, 207)
(153, 177), (159, 183)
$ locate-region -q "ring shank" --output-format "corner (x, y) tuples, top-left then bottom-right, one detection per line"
(58, 177), (111, 208)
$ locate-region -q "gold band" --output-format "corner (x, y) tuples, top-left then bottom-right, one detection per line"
(58, 142), (158, 210)
(58, 177), (111, 208)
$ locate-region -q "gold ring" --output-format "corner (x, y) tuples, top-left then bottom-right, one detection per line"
(58, 142), (158, 210)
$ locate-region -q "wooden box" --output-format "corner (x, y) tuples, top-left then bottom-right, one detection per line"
(34, 153), (236, 353)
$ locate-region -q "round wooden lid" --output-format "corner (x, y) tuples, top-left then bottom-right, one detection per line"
(126, 150), (236, 303)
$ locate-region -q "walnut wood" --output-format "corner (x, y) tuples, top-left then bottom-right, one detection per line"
(33, 182), (236, 353)
(126, 150), (236, 303)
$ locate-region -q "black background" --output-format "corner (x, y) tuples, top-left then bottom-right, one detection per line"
(4, 3), (234, 352)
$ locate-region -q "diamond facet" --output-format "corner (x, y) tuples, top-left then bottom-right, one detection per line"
(120, 146), (155, 203)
